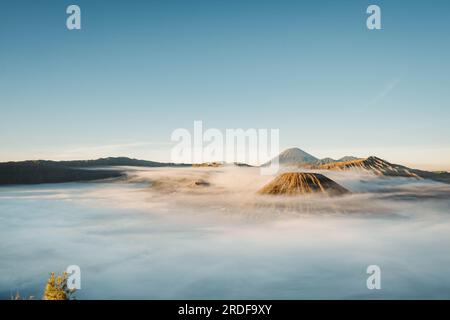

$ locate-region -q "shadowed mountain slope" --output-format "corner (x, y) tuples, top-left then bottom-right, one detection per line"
(0, 157), (189, 185)
(0, 162), (124, 185)
(315, 156), (450, 184)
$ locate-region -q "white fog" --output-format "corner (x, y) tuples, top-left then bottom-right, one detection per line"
(1, 167), (450, 299)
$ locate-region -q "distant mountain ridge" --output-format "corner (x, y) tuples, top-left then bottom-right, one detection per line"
(0, 157), (190, 185)
(313, 156), (450, 184)
(264, 148), (361, 167)
(2, 152), (450, 186)
(315, 156), (361, 165)
(4, 157), (188, 168)
(266, 148), (450, 184)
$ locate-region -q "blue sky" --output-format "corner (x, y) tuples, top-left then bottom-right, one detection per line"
(1, 0), (449, 169)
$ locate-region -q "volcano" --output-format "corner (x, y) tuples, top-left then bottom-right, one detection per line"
(259, 172), (349, 196)
(263, 148), (318, 166)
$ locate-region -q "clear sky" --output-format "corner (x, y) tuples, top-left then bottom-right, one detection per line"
(1, 0), (449, 170)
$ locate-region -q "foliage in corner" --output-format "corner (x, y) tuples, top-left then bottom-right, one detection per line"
(43, 272), (76, 300)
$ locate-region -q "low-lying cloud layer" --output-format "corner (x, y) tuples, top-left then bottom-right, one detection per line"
(1, 167), (450, 299)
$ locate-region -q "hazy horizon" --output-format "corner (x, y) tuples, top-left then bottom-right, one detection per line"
(1, 145), (449, 172)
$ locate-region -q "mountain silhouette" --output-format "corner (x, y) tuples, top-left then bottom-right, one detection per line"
(0, 157), (189, 185)
(264, 148), (361, 167)
(263, 148), (318, 166)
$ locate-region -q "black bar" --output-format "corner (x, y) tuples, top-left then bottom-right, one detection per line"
(2, 300), (449, 319)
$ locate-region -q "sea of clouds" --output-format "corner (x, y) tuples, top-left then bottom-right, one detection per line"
(1, 166), (450, 299)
